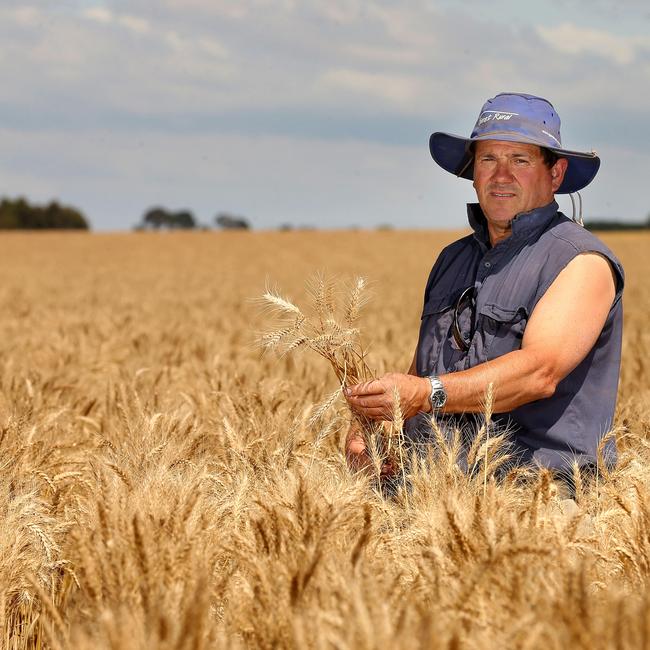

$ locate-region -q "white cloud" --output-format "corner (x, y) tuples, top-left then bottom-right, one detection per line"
(118, 14), (150, 35)
(170, 2), (248, 19)
(343, 44), (422, 65)
(319, 68), (420, 107)
(365, 3), (438, 49)
(12, 6), (41, 26)
(84, 7), (151, 35)
(197, 36), (229, 59)
(163, 31), (228, 60)
(313, 1), (363, 25)
(537, 22), (650, 65)
(83, 7), (113, 24)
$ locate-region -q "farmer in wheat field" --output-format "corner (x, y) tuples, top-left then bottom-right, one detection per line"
(345, 92), (624, 484)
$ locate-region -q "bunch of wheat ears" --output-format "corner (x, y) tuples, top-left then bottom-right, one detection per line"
(258, 274), (407, 477)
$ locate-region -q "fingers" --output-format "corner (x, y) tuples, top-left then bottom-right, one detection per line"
(346, 393), (392, 419)
(345, 426), (370, 471)
(345, 380), (398, 421)
(346, 435), (366, 456)
(350, 405), (394, 421)
(345, 382), (381, 420)
(346, 424), (396, 477)
(345, 374), (418, 421)
(345, 422), (365, 447)
(344, 379), (385, 397)
(360, 409), (392, 420)
(346, 394), (386, 409)
(359, 408), (392, 420)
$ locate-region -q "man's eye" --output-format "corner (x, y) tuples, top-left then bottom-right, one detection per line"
(514, 158), (529, 165)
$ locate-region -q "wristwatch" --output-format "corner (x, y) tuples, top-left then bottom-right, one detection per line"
(427, 375), (447, 411)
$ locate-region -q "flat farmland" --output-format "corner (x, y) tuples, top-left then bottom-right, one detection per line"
(0, 229), (649, 649)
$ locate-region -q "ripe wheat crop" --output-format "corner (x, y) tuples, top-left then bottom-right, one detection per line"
(0, 229), (649, 649)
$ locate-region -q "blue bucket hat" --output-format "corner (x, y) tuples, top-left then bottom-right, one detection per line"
(429, 92), (600, 194)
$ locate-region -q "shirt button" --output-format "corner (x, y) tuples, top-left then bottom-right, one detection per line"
(484, 261), (492, 268)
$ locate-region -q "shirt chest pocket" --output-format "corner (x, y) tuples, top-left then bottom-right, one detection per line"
(477, 302), (529, 361)
(417, 293), (458, 375)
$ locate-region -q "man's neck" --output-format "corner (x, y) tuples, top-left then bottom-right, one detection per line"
(467, 200), (560, 250)
(488, 222), (513, 247)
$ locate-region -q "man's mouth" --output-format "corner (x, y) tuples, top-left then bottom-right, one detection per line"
(490, 192), (516, 198)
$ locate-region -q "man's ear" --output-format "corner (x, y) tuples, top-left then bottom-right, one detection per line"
(551, 158), (569, 192)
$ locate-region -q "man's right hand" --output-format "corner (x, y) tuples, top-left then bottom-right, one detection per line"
(345, 421), (398, 477)
(345, 421), (370, 472)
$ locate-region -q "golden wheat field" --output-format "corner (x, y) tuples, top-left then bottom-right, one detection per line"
(0, 228), (649, 649)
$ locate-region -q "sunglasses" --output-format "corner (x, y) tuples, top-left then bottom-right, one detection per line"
(452, 286), (477, 352)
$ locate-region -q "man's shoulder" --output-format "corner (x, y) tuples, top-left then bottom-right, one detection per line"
(438, 233), (476, 258)
(545, 213), (618, 256)
(423, 233), (479, 298)
(538, 213), (625, 290)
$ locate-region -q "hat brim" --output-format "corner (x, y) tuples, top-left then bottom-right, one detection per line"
(429, 131), (600, 194)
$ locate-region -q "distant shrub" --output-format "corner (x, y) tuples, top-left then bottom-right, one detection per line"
(0, 197), (89, 230)
(140, 207), (196, 230)
(215, 212), (250, 230)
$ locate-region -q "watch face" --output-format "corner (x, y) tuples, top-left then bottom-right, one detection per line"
(431, 389), (446, 409)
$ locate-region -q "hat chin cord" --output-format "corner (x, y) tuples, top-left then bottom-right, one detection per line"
(569, 191), (583, 227)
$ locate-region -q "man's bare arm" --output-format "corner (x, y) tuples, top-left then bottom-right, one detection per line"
(346, 253), (616, 418)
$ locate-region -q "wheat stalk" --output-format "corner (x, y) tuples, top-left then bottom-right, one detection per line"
(258, 274), (390, 476)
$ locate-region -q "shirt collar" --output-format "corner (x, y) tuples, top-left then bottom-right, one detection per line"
(467, 200), (559, 248)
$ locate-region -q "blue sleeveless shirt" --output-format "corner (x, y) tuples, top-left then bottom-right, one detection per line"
(411, 200), (624, 472)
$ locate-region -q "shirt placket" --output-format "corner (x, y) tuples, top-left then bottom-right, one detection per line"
(462, 238), (515, 370)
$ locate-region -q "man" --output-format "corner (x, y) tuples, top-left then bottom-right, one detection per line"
(345, 92), (624, 479)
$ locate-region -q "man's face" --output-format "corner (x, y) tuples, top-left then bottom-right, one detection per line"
(472, 140), (567, 229)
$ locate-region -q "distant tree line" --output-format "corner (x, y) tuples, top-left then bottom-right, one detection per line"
(0, 197), (89, 230)
(584, 215), (650, 232)
(215, 212), (250, 230)
(135, 208), (251, 230)
(139, 207), (197, 230)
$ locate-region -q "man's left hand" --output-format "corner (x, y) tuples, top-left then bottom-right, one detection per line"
(345, 373), (431, 421)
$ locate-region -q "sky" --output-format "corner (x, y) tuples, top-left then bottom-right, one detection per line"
(1, 0), (649, 231)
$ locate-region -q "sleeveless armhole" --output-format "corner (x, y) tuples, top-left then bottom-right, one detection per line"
(534, 231), (625, 313)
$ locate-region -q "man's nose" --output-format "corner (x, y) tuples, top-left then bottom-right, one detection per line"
(492, 160), (515, 183)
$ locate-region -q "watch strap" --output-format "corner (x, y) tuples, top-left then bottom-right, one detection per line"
(427, 375), (447, 411)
